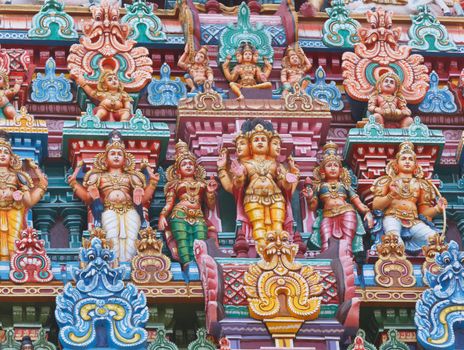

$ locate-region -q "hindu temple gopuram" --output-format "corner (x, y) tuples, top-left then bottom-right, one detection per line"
(1, 0), (464, 348)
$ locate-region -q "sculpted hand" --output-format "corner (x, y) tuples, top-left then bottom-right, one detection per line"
(437, 197), (448, 212)
(12, 190), (23, 202)
(230, 159), (245, 177)
(217, 148), (228, 168)
(133, 187), (144, 205)
(388, 182), (400, 199)
(288, 156), (299, 174)
(302, 177), (314, 199)
(364, 211), (374, 229)
(207, 176), (218, 193)
(88, 185), (100, 200)
(158, 215), (168, 231)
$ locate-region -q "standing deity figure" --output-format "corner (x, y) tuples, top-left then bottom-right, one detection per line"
(68, 132), (159, 262)
(178, 45), (214, 93)
(222, 42), (273, 100)
(0, 132), (48, 261)
(371, 142), (447, 253)
(303, 142), (373, 257)
(73, 70), (133, 122)
(368, 72), (412, 128)
(0, 70), (22, 120)
(217, 119), (299, 250)
(280, 45), (312, 97)
(158, 140), (218, 265)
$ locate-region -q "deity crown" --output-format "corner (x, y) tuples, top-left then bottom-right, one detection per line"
(396, 141), (416, 159)
(320, 141), (342, 165)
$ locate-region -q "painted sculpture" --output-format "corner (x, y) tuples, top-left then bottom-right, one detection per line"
(68, 132), (159, 262)
(222, 42), (273, 100)
(280, 45), (312, 97)
(178, 45), (214, 93)
(31, 57), (73, 103)
(0, 133), (48, 261)
(244, 230), (323, 347)
(147, 63), (187, 107)
(56, 237), (148, 350)
(304, 142), (373, 257)
(217, 119), (299, 250)
(371, 142), (446, 253)
(415, 240), (464, 349)
(0, 69), (21, 119)
(367, 72), (413, 128)
(20, 337), (34, 350)
(158, 140), (218, 265)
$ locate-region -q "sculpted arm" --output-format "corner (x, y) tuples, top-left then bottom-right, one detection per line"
(371, 177), (394, 211)
(178, 50), (190, 71)
(418, 180), (446, 219)
(222, 56), (239, 82)
(141, 169), (160, 204)
(4, 78), (21, 99)
(72, 173), (98, 205)
(217, 148), (233, 193)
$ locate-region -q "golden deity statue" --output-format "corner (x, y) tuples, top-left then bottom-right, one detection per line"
(280, 45), (312, 97)
(158, 140), (218, 265)
(68, 131), (159, 262)
(218, 119), (299, 250)
(0, 132), (48, 260)
(367, 72), (412, 128)
(73, 70), (133, 122)
(0, 69), (22, 120)
(222, 42), (273, 100)
(371, 142), (447, 253)
(178, 45), (214, 93)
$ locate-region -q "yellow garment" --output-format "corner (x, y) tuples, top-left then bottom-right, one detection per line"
(245, 201), (286, 247)
(0, 207), (25, 261)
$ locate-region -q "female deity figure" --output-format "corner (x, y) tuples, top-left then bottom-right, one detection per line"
(368, 72), (412, 128)
(0, 132), (48, 261)
(371, 142), (447, 253)
(280, 45), (312, 97)
(178, 45), (214, 93)
(303, 142), (373, 257)
(68, 132), (159, 262)
(158, 140), (218, 265)
(222, 42), (273, 100)
(218, 119), (299, 250)
(73, 70), (133, 121)
(0, 69), (22, 119)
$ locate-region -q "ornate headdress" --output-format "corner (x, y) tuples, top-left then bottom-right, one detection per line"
(237, 41), (257, 54)
(105, 130), (125, 152)
(94, 130), (135, 172)
(282, 44), (308, 70)
(97, 70), (124, 93)
(375, 71), (402, 95)
(166, 140), (206, 182)
(395, 141), (416, 159)
(386, 141), (423, 178)
(313, 141), (350, 188)
(319, 141), (342, 167)
(174, 140), (196, 166)
(0, 131), (21, 170)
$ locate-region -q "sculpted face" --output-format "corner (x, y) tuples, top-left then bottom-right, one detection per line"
(236, 137), (250, 159)
(269, 137), (281, 158)
(323, 160), (341, 180)
(243, 49), (253, 63)
(397, 153), (416, 174)
(194, 52), (206, 64)
(21, 345), (33, 350)
(179, 158), (195, 177)
(104, 74), (120, 91)
(381, 76), (397, 95)
(289, 53), (301, 66)
(106, 149), (124, 169)
(0, 146), (11, 167)
(251, 133), (269, 155)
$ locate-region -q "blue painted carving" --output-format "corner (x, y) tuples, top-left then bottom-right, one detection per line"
(121, 0), (167, 43)
(27, 0), (78, 40)
(147, 63), (187, 107)
(306, 66), (344, 111)
(415, 240), (464, 350)
(55, 237), (148, 350)
(419, 71), (457, 114)
(31, 57), (73, 103)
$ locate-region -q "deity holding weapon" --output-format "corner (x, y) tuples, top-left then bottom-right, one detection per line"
(0, 69), (22, 119)
(280, 45), (312, 97)
(73, 70), (133, 122)
(0, 132), (48, 261)
(68, 131), (159, 262)
(303, 142), (373, 257)
(222, 42), (273, 100)
(178, 45), (214, 93)
(371, 142), (447, 253)
(158, 140), (218, 265)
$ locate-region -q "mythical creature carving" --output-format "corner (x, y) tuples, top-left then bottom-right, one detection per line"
(56, 237), (149, 350)
(244, 230), (323, 347)
(422, 233), (448, 284)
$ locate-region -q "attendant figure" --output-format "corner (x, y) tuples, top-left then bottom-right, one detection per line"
(178, 45), (214, 93)
(0, 69), (22, 119)
(281, 45), (312, 97)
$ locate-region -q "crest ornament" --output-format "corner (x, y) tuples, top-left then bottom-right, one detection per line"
(322, 0), (361, 48)
(147, 63), (187, 107)
(31, 57), (73, 103)
(419, 71), (457, 114)
(121, 0), (167, 43)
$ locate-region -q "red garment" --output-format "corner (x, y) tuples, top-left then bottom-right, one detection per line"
(320, 211), (357, 252)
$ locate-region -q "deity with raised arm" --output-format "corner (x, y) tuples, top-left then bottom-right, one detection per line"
(68, 132), (159, 262)
(368, 72), (412, 128)
(371, 142), (447, 253)
(303, 142), (373, 256)
(222, 42), (273, 100)
(178, 45), (214, 93)
(0, 132), (48, 261)
(0, 70), (22, 120)
(158, 140), (218, 265)
(281, 45), (312, 97)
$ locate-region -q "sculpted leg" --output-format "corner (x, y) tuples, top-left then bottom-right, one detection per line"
(383, 216), (404, 245)
(102, 210), (121, 261)
(254, 82), (272, 90)
(3, 104), (16, 119)
(230, 82), (244, 100)
(270, 202), (286, 232)
(171, 219), (190, 265)
(400, 116), (414, 128)
(122, 209), (141, 262)
(409, 222), (437, 252)
(245, 202), (267, 248)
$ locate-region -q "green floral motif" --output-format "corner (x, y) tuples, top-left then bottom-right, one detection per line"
(187, 328), (216, 350)
(121, 0), (167, 43)
(34, 328), (57, 350)
(322, 0), (360, 48)
(28, 0), (78, 40)
(0, 328), (20, 350)
(218, 2), (274, 64)
(147, 329), (178, 350)
(379, 329), (409, 350)
(408, 5), (457, 52)
(347, 329), (377, 350)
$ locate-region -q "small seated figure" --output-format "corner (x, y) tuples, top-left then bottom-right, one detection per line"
(74, 70), (133, 121)
(222, 42), (273, 100)
(281, 45), (312, 97)
(0, 69), (22, 119)
(158, 140), (218, 265)
(371, 142), (447, 254)
(303, 142), (373, 257)
(20, 336), (34, 350)
(368, 72), (412, 128)
(178, 45), (214, 93)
